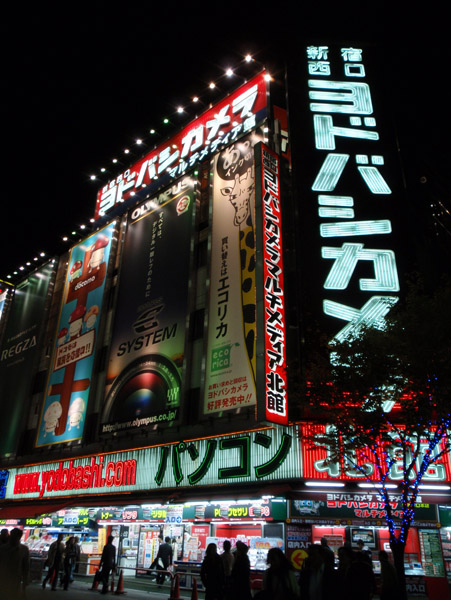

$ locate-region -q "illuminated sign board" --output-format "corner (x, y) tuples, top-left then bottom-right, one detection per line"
(288, 45), (402, 345)
(301, 423), (451, 483)
(36, 224), (116, 447)
(95, 72), (268, 220)
(259, 145), (288, 424)
(4, 426), (299, 500)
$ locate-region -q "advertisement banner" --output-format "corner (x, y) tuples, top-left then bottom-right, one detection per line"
(36, 224), (116, 446)
(203, 134), (262, 415)
(0, 262), (56, 455)
(101, 176), (195, 433)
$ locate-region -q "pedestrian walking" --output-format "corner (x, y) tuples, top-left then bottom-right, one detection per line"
(99, 534), (116, 595)
(231, 541), (252, 600)
(378, 550), (399, 600)
(201, 542), (225, 600)
(42, 532), (64, 590)
(155, 535), (173, 585)
(73, 536), (81, 574)
(221, 539), (234, 600)
(62, 536), (77, 590)
(0, 527), (30, 600)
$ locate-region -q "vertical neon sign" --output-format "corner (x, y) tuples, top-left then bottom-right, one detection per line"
(261, 145), (288, 424)
(307, 45), (400, 342)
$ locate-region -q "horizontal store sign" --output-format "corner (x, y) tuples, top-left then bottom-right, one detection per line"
(95, 72), (268, 220)
(2, 427), (299, 501)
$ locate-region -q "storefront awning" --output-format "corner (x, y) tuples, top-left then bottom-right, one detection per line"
(0, 500), (74, 520)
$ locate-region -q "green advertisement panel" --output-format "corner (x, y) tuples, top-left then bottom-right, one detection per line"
(203, 133), (262, 415)
(101, 176), (195, 433)
(0, 262), (56, 455)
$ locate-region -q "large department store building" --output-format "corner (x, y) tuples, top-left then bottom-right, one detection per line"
(0, 43), (450, 599)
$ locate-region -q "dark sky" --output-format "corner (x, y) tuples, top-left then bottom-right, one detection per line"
(2, 5), (449, 282)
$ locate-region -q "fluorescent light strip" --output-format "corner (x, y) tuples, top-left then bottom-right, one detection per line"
(305, 481), (345, 488)
(418, 485), (451, 491)
(358, 483), (398, 489)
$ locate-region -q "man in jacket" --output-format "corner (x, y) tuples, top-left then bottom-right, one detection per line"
(42, 533), (64, 590)
(99, 535), (116, 594)
(155, 536), (173, 585)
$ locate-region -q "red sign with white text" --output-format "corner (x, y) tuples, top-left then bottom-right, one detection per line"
(301, 423), (451, 482)
(261, 145), (288, 424)
(95, 72), (268, 219)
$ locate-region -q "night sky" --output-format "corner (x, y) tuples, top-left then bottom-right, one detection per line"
(2, 5), (449, 283)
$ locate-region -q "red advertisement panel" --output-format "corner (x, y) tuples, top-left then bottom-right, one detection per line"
(261, 145), (288, 424)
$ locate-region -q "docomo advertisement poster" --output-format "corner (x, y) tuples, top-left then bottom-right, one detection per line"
(95, 73), (268, 221)
(301, 423), (451, 483)
(203, 134), (262, 415)
(101, 177), (196, 433)
(0, 262), (56, 456)
(260, 145), (288, 425)
(36, 224), (116, 447)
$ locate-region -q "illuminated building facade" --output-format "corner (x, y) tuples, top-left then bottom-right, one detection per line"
(0, 44), (450, 597)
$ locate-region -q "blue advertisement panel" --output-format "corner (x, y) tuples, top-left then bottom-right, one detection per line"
(36, 223), (116, 446)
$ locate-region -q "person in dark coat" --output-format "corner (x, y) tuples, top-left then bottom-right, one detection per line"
(201, 542), (225, 600)
(0, 527), (30, 600)
(42, 532), (64, 590)
(62, 536), (77, 590)
(99, 535), (116, 594)
(231, 541), (252, 600)
(345, 548), (376, 600)
(378, 550), (399, 600)
(263, 547), (300, 600)
(319, 538), (335, 570)
(155, 536), (173, 585)
(0, 528), (9, 544)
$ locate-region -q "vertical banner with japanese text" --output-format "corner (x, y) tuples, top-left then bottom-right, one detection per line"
(203, 134), (262, 415)
(286, 44), (403, 349)
(258, 145), (288, 424)
(101, 177), (195, 433)
(36, 224), (116, 446)
(0, 262), (56, 455)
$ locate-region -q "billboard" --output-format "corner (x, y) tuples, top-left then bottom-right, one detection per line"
(203, 134), (262, 415)
(95, 72), (268, 220)
(101, 176), (195, 433)
(0, 262), (56, 455)
(287, 44), (404, 346)
(36, 224), (116, 447)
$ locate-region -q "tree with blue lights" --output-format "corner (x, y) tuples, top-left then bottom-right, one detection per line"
(303, 278), (451, 598)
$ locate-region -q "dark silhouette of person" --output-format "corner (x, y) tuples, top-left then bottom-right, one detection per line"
(320, 537), (335, 570)
(99, 534), (116, 594)
(378, 550), (399, 600)
(231, 541), (252, 600)
(155, 536), (173, 585)
(0, 527), (30, 599)
(346, 548), (376, 600)
(262, 547), (300, 600)
(201, 542), (225, 600)
(221, 539), (234, 599)
(42, 532), (64, 590)
(62, 536), (77, 590)
(0, 528), (9, 544)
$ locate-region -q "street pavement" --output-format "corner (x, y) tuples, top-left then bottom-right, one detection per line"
(26, 577), (197, 599)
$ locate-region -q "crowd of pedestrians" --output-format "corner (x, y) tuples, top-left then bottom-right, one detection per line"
(199, 537), (400, 600)
(41, 532), (82, 591)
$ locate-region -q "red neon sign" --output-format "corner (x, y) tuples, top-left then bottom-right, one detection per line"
(95, 72), (268, 220)
(261, 145), (288, 424)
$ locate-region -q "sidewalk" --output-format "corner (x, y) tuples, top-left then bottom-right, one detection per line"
(26, 576), (197, 599)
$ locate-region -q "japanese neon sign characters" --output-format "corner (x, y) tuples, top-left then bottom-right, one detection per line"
(95, 72), (268, 220)
(7, 427), (297, 500)
(289, 45), (401, 344)
(36, 224), (116, 447)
